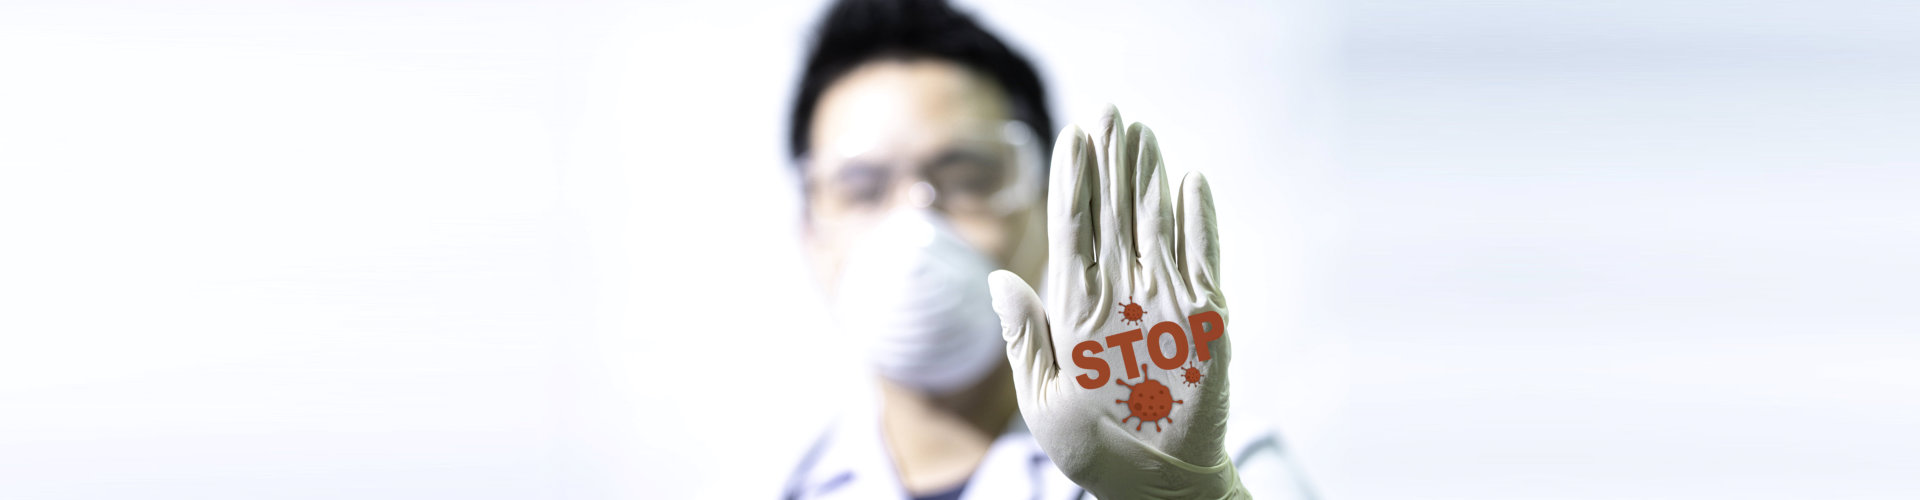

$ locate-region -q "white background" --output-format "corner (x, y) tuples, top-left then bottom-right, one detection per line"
(1, 0), (1915, 499)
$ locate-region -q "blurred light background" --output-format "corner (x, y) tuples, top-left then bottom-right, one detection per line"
(1, 1), (1914, 499)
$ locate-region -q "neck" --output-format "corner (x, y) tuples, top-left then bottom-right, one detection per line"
(877, 362), (1017, 495)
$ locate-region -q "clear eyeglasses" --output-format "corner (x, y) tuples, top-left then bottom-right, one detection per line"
(800, 120), (1045, 219)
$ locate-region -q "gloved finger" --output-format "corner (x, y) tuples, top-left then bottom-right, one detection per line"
(1129, 123), (1177, 280)
(990, 270), (1056, 393)
(1047, 125), (1099, 317)
(1095, 105), (1138, 294)
(1176, 171), (1224, 306)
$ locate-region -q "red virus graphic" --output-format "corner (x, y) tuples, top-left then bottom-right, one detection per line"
(1180, 362), (1205, 386)
(1116, 296), (1146, 326)
(1116, 363), (1183, 432)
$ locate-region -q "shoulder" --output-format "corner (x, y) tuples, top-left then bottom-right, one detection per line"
(784, 415), (897, 500)
(783, 421), (845, 500)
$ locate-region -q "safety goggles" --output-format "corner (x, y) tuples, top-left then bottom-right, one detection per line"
(800, 120), (1045, 218)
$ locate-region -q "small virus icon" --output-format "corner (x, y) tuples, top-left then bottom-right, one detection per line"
(1180, 362), (1205, 386)
(1117, 296), (1146, 326)
(1116, 363), (1183, 432)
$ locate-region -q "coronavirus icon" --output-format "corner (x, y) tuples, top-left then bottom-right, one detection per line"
(1117, 296), (1146, 326)
(1115, 363), (1183, 432)
(1180, 362), (1204, 386)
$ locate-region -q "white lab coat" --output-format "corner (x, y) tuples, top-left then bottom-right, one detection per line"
(782, 385), (1316, 500)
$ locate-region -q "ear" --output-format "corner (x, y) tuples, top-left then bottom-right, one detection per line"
(791, 155), (816, 234)
(791, 158), (838, 294)
(799, 217), (843, 298)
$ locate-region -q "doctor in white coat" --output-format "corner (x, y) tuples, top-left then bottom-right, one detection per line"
(782, 1), (1315, 498)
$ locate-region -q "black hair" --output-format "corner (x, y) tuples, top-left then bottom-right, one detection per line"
(788, 0), (1053, 166)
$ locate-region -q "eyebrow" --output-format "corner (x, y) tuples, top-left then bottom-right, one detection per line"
(919, 146), (1005, 175)
(833, 162), (891, 184)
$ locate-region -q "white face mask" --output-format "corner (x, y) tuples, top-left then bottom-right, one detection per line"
(833, 208), (1004, 394)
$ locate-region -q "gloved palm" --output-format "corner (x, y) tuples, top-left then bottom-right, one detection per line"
(990, 106), (1245, 499)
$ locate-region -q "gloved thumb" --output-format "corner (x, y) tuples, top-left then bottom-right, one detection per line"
(988, 270), (1055, 393)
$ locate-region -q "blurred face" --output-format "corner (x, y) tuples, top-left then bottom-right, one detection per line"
(802, 58), (1046, 295)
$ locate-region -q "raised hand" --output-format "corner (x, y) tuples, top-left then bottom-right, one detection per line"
(989, 105), (1245, 499)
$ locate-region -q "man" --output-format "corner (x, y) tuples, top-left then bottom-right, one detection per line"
(783, 1), (1313, 498)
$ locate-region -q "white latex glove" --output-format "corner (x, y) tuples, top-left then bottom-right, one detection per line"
(990, 105), (1246, 499)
